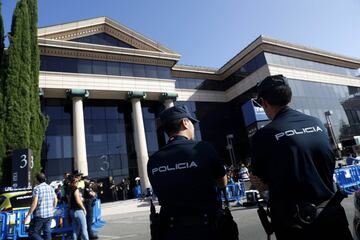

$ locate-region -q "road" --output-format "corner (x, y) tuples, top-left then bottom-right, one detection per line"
(97, 194), (355, 240)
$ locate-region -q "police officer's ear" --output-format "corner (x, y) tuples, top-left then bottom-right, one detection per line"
(181, 118), (193, 130)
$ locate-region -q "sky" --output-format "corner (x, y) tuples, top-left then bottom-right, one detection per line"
(2, 0), (360, 68)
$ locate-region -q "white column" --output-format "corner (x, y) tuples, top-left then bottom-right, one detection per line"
(160, 93), (177, 109)
(72, 97), (88, 176)
(131, 98), (151, 192)
(163, 99), (174, 108)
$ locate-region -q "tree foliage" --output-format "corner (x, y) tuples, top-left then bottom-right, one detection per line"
(0, 0), (5, 181)
(27, 0), (48, 179)
(1, 0), (47, 185)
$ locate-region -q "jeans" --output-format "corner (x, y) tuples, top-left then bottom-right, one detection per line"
(71, 209), (89, 240)
(28, 217), (52, 240)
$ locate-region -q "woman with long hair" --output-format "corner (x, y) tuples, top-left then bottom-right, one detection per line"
(68, 175), (89, 240)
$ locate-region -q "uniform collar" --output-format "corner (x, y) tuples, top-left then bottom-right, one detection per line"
(168, 135), (189, 143)
(272, 106), (290, 120)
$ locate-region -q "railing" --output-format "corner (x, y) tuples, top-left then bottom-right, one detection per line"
(220, 181), (246, 202)
(0, 199), (104, 240)
(334, 165), (360, 194)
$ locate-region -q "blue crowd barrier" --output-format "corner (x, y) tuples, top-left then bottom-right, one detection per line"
(133, 185), (142, 198)
(220, 181), (246, 203)
(334, 165), (360, 194)
(0, 198), (105, 239)
(92, 199), (106, 230)
(0, 213), (7, 240)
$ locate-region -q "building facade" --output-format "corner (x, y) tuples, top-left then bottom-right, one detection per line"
(38, 17), (360, 192)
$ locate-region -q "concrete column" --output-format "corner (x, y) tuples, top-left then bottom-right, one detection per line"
(128, 92), (150, 193)
(67, 89), (89, 176)
(160, 92), (178, 109)
(163, 99), (174, 108)
(72, 97), (88, 176)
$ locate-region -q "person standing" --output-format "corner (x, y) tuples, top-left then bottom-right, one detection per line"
(83, 177), (98, 239)
(119, 178), (129, 200)
(147, 105), (231, 240)
(239, 164), (250, 181)
(250, 75), (353, 240)
(24, 173), (57, 240)
(109, 176), (118, 201)
(68, 175), (89, 240)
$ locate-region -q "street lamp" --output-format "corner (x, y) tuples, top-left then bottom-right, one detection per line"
(324, 110), (339, 150)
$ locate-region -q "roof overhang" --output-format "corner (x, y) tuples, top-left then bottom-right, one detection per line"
(217, 36), (360, 78)
(38, 17), (179, 55)
(39, 38), (180, 67)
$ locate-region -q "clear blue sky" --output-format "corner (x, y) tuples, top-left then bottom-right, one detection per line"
(2, 0), (360, 68)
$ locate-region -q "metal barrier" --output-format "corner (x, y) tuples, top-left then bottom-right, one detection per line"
(92, 199), (105, 230)
(334, 165), (360, 194)
(221, 181), (246, 203)
(0, 213), (7, 240)
(133, 185), (142, 198)
(0, 199), (105, 239)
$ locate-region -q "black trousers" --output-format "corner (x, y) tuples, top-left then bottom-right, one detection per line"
(159, 221), (216, 240)
(85, 201), (96, 237)
(273, 205), (353, 240)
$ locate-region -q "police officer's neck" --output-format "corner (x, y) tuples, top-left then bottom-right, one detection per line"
(267, 105), (289, 120)
(169, 133), (191, 141)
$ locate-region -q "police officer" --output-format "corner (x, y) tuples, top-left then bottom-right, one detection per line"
(147, 105), (228, 240)
(250, 75), (353, 240)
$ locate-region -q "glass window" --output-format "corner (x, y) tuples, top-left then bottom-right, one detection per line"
(107, 61), (120, 76)
(45, 106), (62, 120)
(145, 65), (158, 78)
(157, 66), (171, 79)
(40, 56), (62, 72)
(105, 106), (120, 119)
(70, 33), (134, 49)
(120, 63), (133, 76)
(62, 58), (78, 73)
(63, 136), (73, 158)
(78, 59), (92, 74)
(254, 53), (266, 67)
(132, 64), (146, 77)
(93, 60), (107, 75)
(91, 107), (106, 119)
(46, 136), (63, 159)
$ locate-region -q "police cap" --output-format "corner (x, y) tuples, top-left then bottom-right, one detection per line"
(160, 105), (199, 126)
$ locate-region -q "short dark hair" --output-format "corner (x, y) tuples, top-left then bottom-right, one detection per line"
(257, 75), (292, 106)
(163, 118), (184, 137)
(36, 173), (46, 183)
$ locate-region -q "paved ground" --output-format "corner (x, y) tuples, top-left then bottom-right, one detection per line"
(97, 194), (356, 240)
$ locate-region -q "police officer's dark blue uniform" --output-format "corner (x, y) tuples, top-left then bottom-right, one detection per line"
(251, 75), (353, 240)
(147, 106), (227, 240)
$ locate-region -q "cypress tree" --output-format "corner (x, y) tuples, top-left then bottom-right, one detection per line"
(2, 0), (32, 185)
(27, 0), (48, 179)
(0, 0), (5, 181)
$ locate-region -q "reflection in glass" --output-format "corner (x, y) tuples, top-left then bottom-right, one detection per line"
(265, 52), (360, 77)
(40, 56), (172, 79)
(42, 99), (73, 182)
